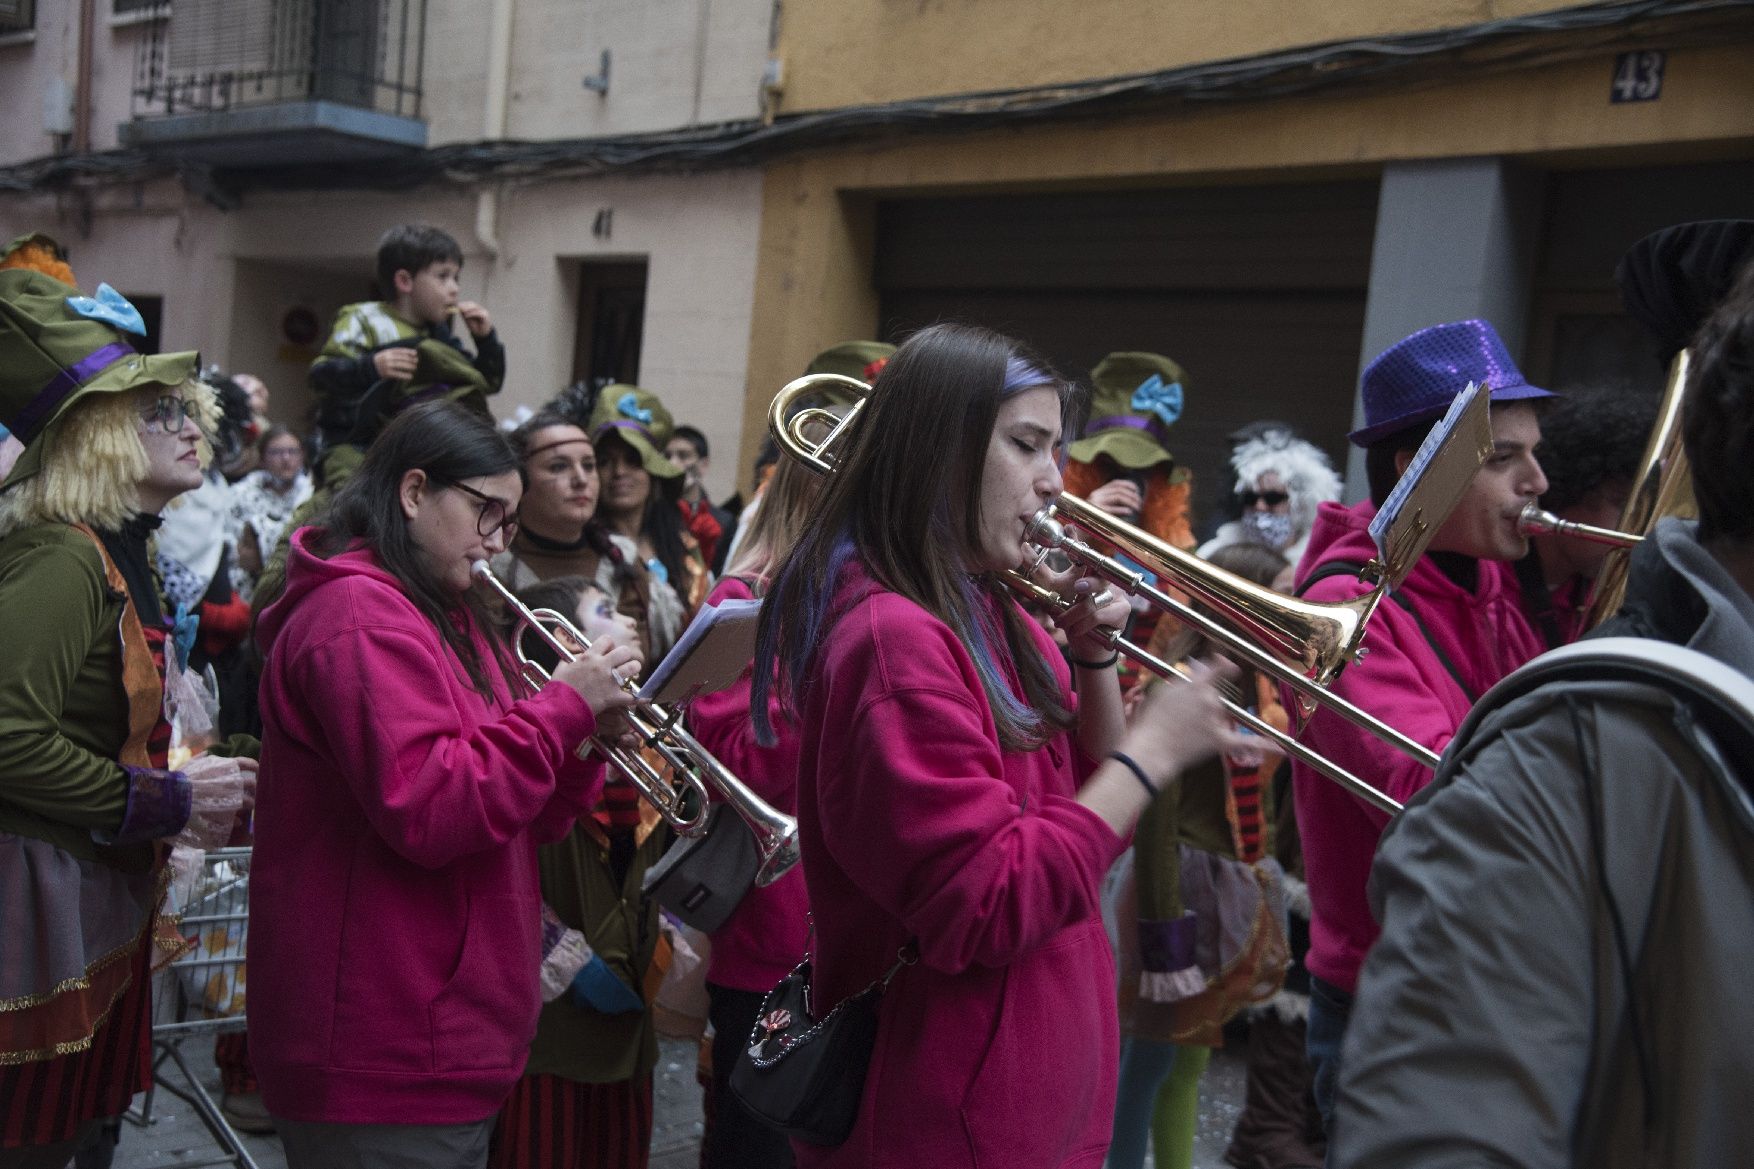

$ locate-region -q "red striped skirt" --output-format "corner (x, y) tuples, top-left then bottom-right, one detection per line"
(489, 1072), (655, 1169)
(0, 936), (152, 1148)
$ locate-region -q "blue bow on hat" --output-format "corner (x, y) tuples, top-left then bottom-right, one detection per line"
(65, 283), (147, 338)
(616, 392), (653, 425)
(1130, 374), (1184, 428)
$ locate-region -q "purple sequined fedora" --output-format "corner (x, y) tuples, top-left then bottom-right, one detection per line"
(1348, 319), (1555, 447)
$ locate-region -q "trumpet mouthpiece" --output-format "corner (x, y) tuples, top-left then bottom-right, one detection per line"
(470, 559), (494, 580)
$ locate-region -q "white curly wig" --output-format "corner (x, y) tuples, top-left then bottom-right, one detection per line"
(1230, 428), (1343, 548)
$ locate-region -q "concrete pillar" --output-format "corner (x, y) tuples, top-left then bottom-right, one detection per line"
(1344, 157), (1544, 499)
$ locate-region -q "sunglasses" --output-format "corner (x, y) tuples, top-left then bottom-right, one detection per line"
(140, 395), (192, 434)
(1237, 489), (1290, 508)
(437, 477), (520, 539)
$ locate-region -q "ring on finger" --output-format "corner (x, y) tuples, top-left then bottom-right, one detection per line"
(1089, 588), (1115, 609)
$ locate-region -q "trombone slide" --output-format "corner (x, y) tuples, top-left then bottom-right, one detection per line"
(1003, 572), (1402, 815)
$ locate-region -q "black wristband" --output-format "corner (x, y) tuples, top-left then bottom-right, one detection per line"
(1108, 750), (1156, 797)
(1068, 651), (1120, 670)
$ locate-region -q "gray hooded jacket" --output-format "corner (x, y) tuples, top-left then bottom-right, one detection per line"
(1333, 518), (1754, 1168)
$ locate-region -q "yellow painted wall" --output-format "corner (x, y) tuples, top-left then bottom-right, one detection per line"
(735, 42), (1754, 478)
(774, 0), (1589, 111)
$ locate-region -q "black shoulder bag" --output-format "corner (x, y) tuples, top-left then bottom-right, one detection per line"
(728, 933), (917, 1146)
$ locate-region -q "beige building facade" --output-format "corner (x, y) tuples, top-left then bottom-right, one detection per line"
(740, 0), (1753, 511)
(0, 0), (774, 499)
(1, 1), (1751, 511)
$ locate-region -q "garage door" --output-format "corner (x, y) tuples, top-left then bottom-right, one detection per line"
(876, 179), (1378, 537)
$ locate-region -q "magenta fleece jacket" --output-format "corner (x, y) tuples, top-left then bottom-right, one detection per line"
(684, 575), (810, 992)
(1288, 500), (1545, 994)
(792, 563), (1128, 1169)
(247, 529), (606, 1124)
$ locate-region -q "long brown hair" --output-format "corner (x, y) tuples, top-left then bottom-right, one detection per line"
(753, 322), (1085, 751)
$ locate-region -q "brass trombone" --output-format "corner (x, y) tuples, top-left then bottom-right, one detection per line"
(1516, 502), (1642, 549)
(768, 374), (1443, 796)
(472, 561), (801, 886)
(1002, 571), (1401, 814)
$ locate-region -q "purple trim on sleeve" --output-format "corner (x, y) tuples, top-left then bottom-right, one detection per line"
(1137, 913), (1198, 974)
(10, 341), (137, 444)
(104, 765), (192, 846)
(540, 902), (569, 959)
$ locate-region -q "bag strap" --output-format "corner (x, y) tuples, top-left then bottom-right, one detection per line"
(796, 911), (918, 999)
(1299, 560), (1477, 703)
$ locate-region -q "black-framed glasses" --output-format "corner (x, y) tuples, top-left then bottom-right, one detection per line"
(437, 477), (519, 539)
(1237, 489), (1290, 508)
(140, 395), (191, 434)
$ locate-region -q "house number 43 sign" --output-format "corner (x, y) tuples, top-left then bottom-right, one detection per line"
(1611, 51), (1665, 104)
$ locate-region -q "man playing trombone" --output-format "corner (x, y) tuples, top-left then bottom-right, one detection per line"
(1288, 319), (1554, 1138)
(1333, 237), (1754, 1168)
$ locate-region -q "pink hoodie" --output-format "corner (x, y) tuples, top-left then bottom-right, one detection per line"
(684, 575), (810, 992)
(793, 562), (1126, 1169)
(1288, 500), (1545, 994)
(248, 529), (605, 1124)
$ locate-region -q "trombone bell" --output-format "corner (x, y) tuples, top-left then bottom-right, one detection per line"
(1032, 494), (1382, 689)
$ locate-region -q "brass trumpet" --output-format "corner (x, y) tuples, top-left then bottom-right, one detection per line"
(1516, 502), (1642, 549)
(768, 373), (1443, 786)
(472, 561), (801, 886)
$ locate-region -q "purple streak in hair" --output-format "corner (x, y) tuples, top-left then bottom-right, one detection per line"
(957, 574), (1044, 738)
(753, 530), (859, 746)
(1002, 356), (1052, 396)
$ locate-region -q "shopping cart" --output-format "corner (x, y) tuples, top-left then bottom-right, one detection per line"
(126, 846), (262, 1169)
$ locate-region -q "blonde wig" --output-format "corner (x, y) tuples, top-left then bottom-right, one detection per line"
(0, 377), (218, 537)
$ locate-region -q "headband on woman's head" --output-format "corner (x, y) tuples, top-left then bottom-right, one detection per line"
(523, 433), (594, 462)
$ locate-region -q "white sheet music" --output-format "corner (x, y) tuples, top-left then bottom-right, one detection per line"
(638, 597), (763, 704)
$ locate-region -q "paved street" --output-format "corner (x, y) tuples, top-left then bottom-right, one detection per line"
(111, 1035), (1247, 1168)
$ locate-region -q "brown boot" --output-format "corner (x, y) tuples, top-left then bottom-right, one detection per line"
(220, 1091), (275, 1135)
(1224, 1007), (1324, 1169)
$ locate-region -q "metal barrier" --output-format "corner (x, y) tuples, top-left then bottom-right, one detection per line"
(126, 847), (261, 1169)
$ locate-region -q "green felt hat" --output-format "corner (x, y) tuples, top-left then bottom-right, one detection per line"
(0, 268), (199, 490)
(792, 340), (894, 413)
(588, 384), (684, 491)
(1066, 351), (1187, 471)
(806, 340), (895, 384)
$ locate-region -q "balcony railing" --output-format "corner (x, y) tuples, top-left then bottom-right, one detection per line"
(130, 0), (424, 123)
(0, 0), (34, 37)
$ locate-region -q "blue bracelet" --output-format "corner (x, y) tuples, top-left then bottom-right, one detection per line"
(1109, 750), (1156, 797)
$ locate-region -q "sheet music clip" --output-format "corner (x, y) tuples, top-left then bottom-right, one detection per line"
(1366, 381), (1494, 591)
